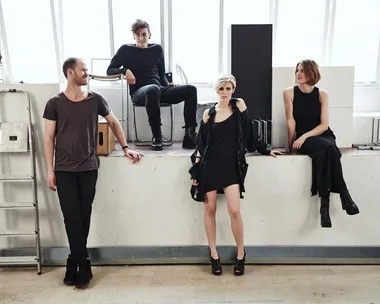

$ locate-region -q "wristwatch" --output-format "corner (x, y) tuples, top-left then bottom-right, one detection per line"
(122, 145), (129, 150)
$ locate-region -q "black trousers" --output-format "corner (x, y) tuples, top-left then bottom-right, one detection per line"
(55, 170), (98, 262)
(299, 135), (347, 197)
(132, 84), (197, 128)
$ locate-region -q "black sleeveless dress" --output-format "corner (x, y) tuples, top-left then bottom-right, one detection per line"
(203, 113), (241, 193)
(293, 85), (348, 197)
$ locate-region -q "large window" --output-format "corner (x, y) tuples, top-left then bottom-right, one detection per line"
(223, 0), (271, 73)
(172, 0), (219, 83)
(112, 0), (161, 52)
(331, 0), (380, 83)
(0, 43), (4, 82)
(61, 0), (111, 73)
(1, 0), (58, 83)
(0, 0), (380, 85)
(274, 0), (327, 67)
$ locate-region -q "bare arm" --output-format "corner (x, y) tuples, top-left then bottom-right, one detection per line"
(103, 112), (128, 148)
(44, 120), (56, 173)
(104, 112), (142, 163)
(194, 151), (201, 164)
(283, 88), (296, 150)
(301, 90), (329, 139)
(44, 119), (57, 191)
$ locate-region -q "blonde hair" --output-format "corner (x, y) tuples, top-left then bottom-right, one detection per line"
(215, 74), (236, 90)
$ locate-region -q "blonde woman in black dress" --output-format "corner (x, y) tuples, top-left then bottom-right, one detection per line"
(189, 74), (281, 276)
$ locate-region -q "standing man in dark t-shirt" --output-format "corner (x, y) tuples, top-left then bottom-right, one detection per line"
(107, 19), (198, 151)
(43, 57), (142, 288)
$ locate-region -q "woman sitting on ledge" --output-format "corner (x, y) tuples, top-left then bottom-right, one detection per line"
(283, 59), (360, 228)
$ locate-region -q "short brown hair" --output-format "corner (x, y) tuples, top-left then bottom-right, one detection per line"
(62, 57), (79, 78)
(295, 59), (321, 85)
(131, 19), (150, 35)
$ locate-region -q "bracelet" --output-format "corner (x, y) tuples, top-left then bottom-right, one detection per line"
(122, 145), (129, 150)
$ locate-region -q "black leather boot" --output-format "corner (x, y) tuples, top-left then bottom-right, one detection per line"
(182, 126), (198, 149)
(150, 125), (163, 151)
(63, 257), (77, 286)
(75, 260), (93, 288)
(320, 197), (332, 228)
(340, 190), (359, 215)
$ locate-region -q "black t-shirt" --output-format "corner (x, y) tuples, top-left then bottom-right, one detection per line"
(43, 91), (110, 172)
(106, 43), (169, 95)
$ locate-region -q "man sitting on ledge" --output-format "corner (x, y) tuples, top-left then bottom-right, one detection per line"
(107, 19), (198, 151)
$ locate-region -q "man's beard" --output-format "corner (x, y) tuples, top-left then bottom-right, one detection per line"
(74, 75), (87, 86)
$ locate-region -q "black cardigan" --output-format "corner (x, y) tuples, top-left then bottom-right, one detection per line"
(190, 99), (271, 202)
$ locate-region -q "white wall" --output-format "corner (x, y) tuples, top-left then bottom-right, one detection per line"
(351, 86), (380, 146)
(0, 84), (380, 251)
(1, 150), (380, 249)
(81, 155), (380, 247)
(354, 85), (380, 113)
(271, 66), (355, 148)
(94, 66), (356, 148)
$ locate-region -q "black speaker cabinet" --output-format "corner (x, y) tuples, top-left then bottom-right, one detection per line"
(228, 24), (273, 146)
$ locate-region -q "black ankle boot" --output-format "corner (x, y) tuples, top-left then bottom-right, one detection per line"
(340, 190), (359, 215)
(75, 260), (93, 288)
(182, 126), (198, 149)
(320, 198), (332, 228)
(63, 258), (77, 286)
(150, 125), (163, 151)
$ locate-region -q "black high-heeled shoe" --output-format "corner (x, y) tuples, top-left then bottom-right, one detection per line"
(340, 191), (359, 215)
(210, 253), (222, 276)
(234, 251), (246, 276)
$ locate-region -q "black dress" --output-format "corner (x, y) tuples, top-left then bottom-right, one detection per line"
(189, 99), (271, 202)
(293, 85), (347, 197)
(203, 113), (241, 193)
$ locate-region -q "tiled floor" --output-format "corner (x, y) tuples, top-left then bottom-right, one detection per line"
(1, 265), (379, 303)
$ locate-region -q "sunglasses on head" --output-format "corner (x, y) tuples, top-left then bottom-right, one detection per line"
(218, 87), (233, 91)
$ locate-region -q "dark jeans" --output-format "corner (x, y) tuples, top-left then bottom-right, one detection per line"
(132, 84), (197, 128)
(55, 170), (98, 262)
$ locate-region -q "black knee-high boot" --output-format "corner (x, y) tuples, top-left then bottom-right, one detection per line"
(320, 193), (332, 228)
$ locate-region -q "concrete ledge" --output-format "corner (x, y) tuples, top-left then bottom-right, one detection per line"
(1, 143), (380, 257)
(106, 142), (380, 157)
